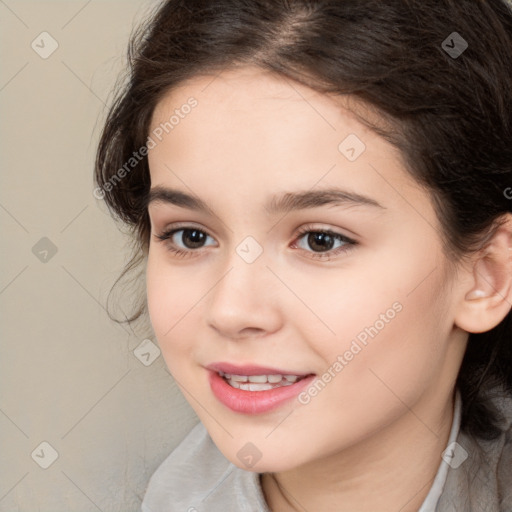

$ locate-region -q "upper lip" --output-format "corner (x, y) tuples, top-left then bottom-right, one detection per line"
(206, 362), (313, 377)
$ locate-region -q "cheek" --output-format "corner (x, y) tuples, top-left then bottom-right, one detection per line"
(145, 254), (202, 359)
(287, 246), (452, 386)
(317, 269), (452, 417)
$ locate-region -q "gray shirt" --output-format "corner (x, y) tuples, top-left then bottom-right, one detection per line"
(141, 390), (512, 511)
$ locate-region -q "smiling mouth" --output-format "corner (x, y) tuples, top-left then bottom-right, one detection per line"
(218, 371), (310, 391)
(208, 367), (317, 414)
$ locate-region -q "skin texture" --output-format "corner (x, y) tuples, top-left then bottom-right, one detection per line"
(144, 66), (512, 511)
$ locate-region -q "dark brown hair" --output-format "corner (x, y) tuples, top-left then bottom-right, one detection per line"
(95, 0), (512, 440)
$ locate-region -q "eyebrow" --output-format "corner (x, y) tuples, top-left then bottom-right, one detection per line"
(146, 185), (385, 215)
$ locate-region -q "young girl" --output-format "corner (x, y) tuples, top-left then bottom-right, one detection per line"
(94, 1), (512, 510)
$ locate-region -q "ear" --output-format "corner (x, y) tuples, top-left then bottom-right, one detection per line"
(454, 214), (512, 334)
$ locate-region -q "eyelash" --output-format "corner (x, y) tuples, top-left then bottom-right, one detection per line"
(154, 224), (357, 261)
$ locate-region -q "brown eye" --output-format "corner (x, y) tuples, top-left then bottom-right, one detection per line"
(292, 226), (357, 261)
(304, 232), (336, 252)
(295, 230), (353, 253)
(177, 229), (208, 249)
(154, 226), (216, 257)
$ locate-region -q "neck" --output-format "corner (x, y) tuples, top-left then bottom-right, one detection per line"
(261, 388), (456, 512)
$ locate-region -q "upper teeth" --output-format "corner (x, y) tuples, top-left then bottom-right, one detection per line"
(218, 371), (302, 391)
(219, 372), (299, 383)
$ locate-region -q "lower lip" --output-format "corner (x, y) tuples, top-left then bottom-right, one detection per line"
(208, 371), (316, 415)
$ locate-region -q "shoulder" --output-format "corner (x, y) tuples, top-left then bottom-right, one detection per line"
(439, 389), (512, 511)
(141, 422), (268, 512)
(493, 391), (512, 509)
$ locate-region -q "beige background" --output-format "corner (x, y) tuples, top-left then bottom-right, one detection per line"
(0, 1), (198, 510)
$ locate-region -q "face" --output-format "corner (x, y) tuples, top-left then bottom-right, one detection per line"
(145, 66), (466, 472)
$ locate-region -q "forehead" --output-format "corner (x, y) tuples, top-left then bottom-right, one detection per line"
(149, 66), (396, 172)
(146, 66), (432, 224)
(149, 65), (371, 139)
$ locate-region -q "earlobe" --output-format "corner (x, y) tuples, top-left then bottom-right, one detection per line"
(455, 214), (512, 334)
(464, 288), (487, 300)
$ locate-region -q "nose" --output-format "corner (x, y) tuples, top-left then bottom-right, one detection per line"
(206, 249), (283, 340)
